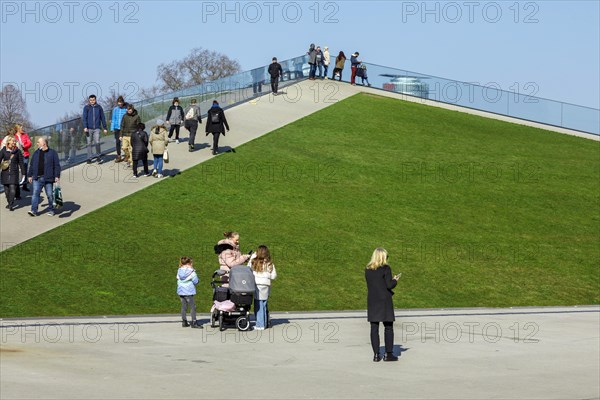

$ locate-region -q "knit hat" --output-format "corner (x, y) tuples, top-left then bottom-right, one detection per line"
(156, 119), (164, 126)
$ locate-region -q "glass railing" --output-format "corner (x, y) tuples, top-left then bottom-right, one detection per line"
(357, 62), (599, 135)
(27, 56), (598, 169)
(27, 55), (310, 168)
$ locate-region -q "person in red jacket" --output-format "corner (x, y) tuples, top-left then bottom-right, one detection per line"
(14, 125), (32, 194)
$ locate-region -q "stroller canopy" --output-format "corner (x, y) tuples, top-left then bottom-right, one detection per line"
(229, 265), (256, 293)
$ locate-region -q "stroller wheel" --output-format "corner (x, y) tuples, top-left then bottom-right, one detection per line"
(219, 314), (225, 332)
(236, 316), (250, 331)
(210, 311), (218, 328)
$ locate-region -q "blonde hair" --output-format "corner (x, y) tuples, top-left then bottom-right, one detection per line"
(366, 248), (388, 270)
(251, 245), (273, 273)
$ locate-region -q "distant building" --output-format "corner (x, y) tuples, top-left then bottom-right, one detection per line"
(381, 75), (430, 99)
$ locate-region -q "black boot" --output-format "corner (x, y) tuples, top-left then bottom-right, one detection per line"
(373, 353), (382, 362)
(383, 353), (398, 362)
(182, 320), (190, 327)
(190, 321), (203, 329)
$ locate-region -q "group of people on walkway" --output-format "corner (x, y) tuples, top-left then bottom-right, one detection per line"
(177, 232), (277, 331)
(1, 128), (61, 216)
(307, 44), (371, 86)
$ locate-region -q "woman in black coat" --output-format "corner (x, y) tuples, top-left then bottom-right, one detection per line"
(365, 247), (401, 362)
(205, 100), (230, 155)
(1, 136), (26, 211)
(131, 123), (150, 177)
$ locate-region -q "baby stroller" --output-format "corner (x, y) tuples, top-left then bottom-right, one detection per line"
(210, 266), (256, 331)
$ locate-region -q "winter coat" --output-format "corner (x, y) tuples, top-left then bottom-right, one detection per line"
(216, 239), (250, 272)
(350, 55), (361, 67)
(27, 147), (61, 182)
(149, 126), (168, 155)
(365, 265), (397, 322)
(15, 133), (32, 158)
(335, 56), (346, 70)
(307, 44), (317, 64)
(111, 104), (128, 130)
(323, 50), (331, 66)
(120, 110), (141, 136)
(166, 105), (185, 126)
(184, 105), (202, 123)
(205, 106), (229, 134)
(131, 130), (149, 160)
(268, 62), (283, 78)
(0, 147), (26, 185)
(315, 50), (324, 65)
(82, 103), (107, 130)
(249, 255), (277, 301)
(177, 266), (199, 296)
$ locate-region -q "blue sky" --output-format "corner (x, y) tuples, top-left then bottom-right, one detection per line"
(1, 0), (598, 127)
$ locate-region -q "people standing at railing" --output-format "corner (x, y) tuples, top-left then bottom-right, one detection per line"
(166, 97), (185, 144)
(184, 99), (202, 153)
(268, 57), (283, 95)
(82, 94), (108, 164)
(150, 119), (168, 179)
(205, 100), (229, 156)
(14, 125), (31, 193)
(315, 46), (325, 79)
(120, 104), (141, 169)
(307, 43), (317, 80)
(27, 137), (60, 217)
(323, 47), (330, 79)
(1, 136), (26, 212)
(332, 51), (346, 81)
(357, 64), (371, 87)
(66, 127), (78, 163)
(111, 96), (128, 163)
(350, 52), (362, 85)
(252, 67), (264, 95)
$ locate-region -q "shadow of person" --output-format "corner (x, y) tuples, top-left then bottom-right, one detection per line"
(219, 146), (236, 154)
(57, 201), (81, 218)
(380, 344), (409, 357)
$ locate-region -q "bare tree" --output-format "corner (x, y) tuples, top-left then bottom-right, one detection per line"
(0, 84), (34, 134)
(156, 48), (241, 92)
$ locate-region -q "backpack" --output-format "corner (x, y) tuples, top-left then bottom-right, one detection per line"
(210, 110), (221, 124)
(185, 106), (196, 120)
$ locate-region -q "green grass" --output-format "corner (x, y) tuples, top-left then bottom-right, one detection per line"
(1, 93), (598, 317)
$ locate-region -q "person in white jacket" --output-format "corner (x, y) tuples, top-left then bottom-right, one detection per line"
(249, 245), (277, 330)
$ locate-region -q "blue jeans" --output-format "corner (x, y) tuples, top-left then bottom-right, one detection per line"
(153, 155), (164, 174)
(254, 299), (268, 328)
(317, 64), (323, 78)
(309, 63), (317, 79)
(323, 64), (329, 78)
(31, 177), (54, 213)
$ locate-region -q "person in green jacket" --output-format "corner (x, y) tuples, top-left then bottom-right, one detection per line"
(119, 104), (141, 168)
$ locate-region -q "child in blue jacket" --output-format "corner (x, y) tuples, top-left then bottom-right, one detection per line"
(177, 256), (201, 328)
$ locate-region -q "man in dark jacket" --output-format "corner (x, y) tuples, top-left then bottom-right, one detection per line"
(268, 57), (283, 95)
(82, 94), (108, 164)
(27, 137), (61, 216)
(205, 100), (229, 155)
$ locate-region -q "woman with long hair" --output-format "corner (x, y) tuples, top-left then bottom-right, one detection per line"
(250, 245), (277, 330)
(332, 51), (347, 81)
(365, 247), (401, 362)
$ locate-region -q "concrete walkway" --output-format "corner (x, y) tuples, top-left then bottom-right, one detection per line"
(1, 306), (598, 399)
(1, 80), (595, 249)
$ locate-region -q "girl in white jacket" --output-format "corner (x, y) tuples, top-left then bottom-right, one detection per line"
(249, 245), (277, 330)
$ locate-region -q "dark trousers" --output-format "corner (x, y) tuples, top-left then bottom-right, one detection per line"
(114, 130), (122, 155)
(332, 68), (343, 81)
(132, 157), (149, 176)
(271, 77), (279, 94)
(180, 295), (196, 321)
(168, 125), (181, 139)
(370, 321), (394, 354)
(185, 120), (198, 146)
(211, 132), (221, 151)
(3, 184), (17, 207)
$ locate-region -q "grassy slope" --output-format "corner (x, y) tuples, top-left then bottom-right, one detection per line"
(1, 93), (598, 317)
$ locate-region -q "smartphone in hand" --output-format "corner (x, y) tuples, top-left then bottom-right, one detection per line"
(394, 273), (402, 280)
